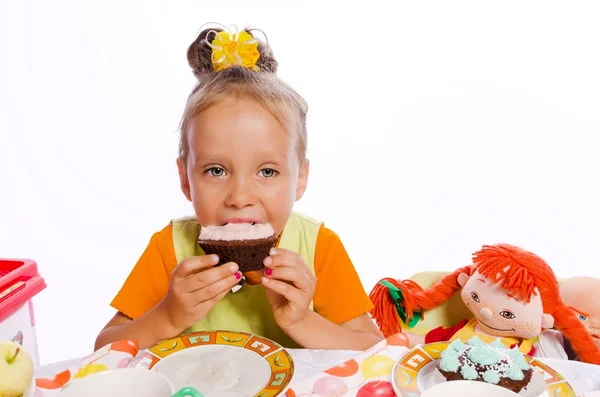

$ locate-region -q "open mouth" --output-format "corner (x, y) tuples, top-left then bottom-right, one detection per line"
(221, 219), (261, 226)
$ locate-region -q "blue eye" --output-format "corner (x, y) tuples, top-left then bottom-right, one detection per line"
(206, 167), (226, 177)
(579, 314), (588, 321)
(259, 168), (278, 178)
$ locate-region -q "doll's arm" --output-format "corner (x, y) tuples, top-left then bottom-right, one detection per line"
(534, 329), (568, 360)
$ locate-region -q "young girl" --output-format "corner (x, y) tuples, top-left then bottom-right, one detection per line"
(95, 25), (383, 351)
(370, 243), (600, 364)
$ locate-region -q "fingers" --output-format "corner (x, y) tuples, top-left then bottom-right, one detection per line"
(184, 262), (240, 292)
(264, 248), (310, 271)
(263, 248), (315, 283)
(173, 255), (220, 278)
(262, 276), (307, 304)
(173, 254), (241, 292)
(264, 266), (313, 294)
(262, 248), (315, 305)
(191, 272), (242, 305)
(203, 288), (231, 308)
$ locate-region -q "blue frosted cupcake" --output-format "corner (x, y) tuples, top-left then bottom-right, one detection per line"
(437, 337), (541, 395)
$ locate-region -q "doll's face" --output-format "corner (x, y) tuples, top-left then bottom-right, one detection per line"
(560, 277), (600, 348)
(460, 270), (552, 339)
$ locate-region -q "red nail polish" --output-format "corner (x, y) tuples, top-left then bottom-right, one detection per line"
(265, 268), (273, 276)
(235, 272), (242, 280)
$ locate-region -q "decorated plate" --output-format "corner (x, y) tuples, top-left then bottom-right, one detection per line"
(133, 331), (294, 397)
(392, 342), (576, 397)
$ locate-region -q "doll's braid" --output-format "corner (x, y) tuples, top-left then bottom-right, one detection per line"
(370, 266), (471, 338)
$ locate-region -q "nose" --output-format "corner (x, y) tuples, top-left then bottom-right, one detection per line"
(480, 307), (493, 321)
(225, 175), (256, 208)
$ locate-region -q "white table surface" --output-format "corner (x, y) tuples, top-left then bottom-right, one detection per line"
(35, 349), (360, 385)
(36, 351), (600, 396)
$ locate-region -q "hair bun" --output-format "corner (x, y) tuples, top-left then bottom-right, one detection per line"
(187, 25), (278, 80)
(187, 28), (217, 80)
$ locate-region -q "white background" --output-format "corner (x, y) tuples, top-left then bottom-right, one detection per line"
(1, 0), (599, 365)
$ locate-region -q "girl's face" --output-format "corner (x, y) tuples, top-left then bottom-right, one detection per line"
(460, 270), (548, 339)
(178, 97), (308, 235)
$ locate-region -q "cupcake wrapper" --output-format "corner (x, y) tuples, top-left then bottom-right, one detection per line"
(198, 235), (277, 273)
(517, 370), (546, 397)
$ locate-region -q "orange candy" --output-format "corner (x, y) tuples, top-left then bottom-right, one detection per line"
(324, 358), (359, 377)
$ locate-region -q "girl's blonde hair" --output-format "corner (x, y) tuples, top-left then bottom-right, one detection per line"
(179, 26), (308, 163)
(370, 244), (600, 364)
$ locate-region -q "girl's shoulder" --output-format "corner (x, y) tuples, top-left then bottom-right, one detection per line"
(288, 211), (322, 226)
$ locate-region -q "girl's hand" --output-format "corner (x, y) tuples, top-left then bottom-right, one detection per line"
(262, 248), (316, 330)
(158, 255), (242, 334)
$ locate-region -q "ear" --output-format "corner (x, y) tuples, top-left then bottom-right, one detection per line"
(177, 158), (192, 202)
(542, 313), (554, 329)
(295, 159), (310, 201)
(458, 273), (470, 287)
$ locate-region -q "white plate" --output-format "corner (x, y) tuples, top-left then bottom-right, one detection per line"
(152, 344), (270, 396)
(392, 342), (576, 397)
(136, 330), (294, 397)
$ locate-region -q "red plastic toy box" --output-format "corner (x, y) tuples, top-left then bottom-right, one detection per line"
(0, 258), (46, 366)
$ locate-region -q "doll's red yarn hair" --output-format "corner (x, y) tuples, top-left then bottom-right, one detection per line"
(370, 244), (600, 364)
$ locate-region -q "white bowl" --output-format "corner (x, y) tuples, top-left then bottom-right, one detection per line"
(57, 368), (175, 397)
(420, 380), (520, 397)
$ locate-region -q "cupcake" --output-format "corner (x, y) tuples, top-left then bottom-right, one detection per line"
(436, 337), (545, 397)
(198, 223), (278, 285)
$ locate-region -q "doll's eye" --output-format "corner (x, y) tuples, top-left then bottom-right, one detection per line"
(500, 311), (516, 319)
(470, 292), (480, 303)
(579, 314), (588, 321)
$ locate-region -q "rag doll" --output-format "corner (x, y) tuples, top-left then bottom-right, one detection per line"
(370, 243), (600, 364)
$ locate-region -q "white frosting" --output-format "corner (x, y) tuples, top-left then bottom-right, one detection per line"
(198, 223), (275, 241)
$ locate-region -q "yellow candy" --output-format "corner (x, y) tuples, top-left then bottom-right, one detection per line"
(360, 355), (395, 379)
(73, 363), (109, 379)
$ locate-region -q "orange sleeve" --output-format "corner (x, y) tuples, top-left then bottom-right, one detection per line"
(110, 223), (178, 319)
(312, 226), (374, 325)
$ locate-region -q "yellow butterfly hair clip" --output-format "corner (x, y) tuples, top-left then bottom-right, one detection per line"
(204, 25), (260, 72)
